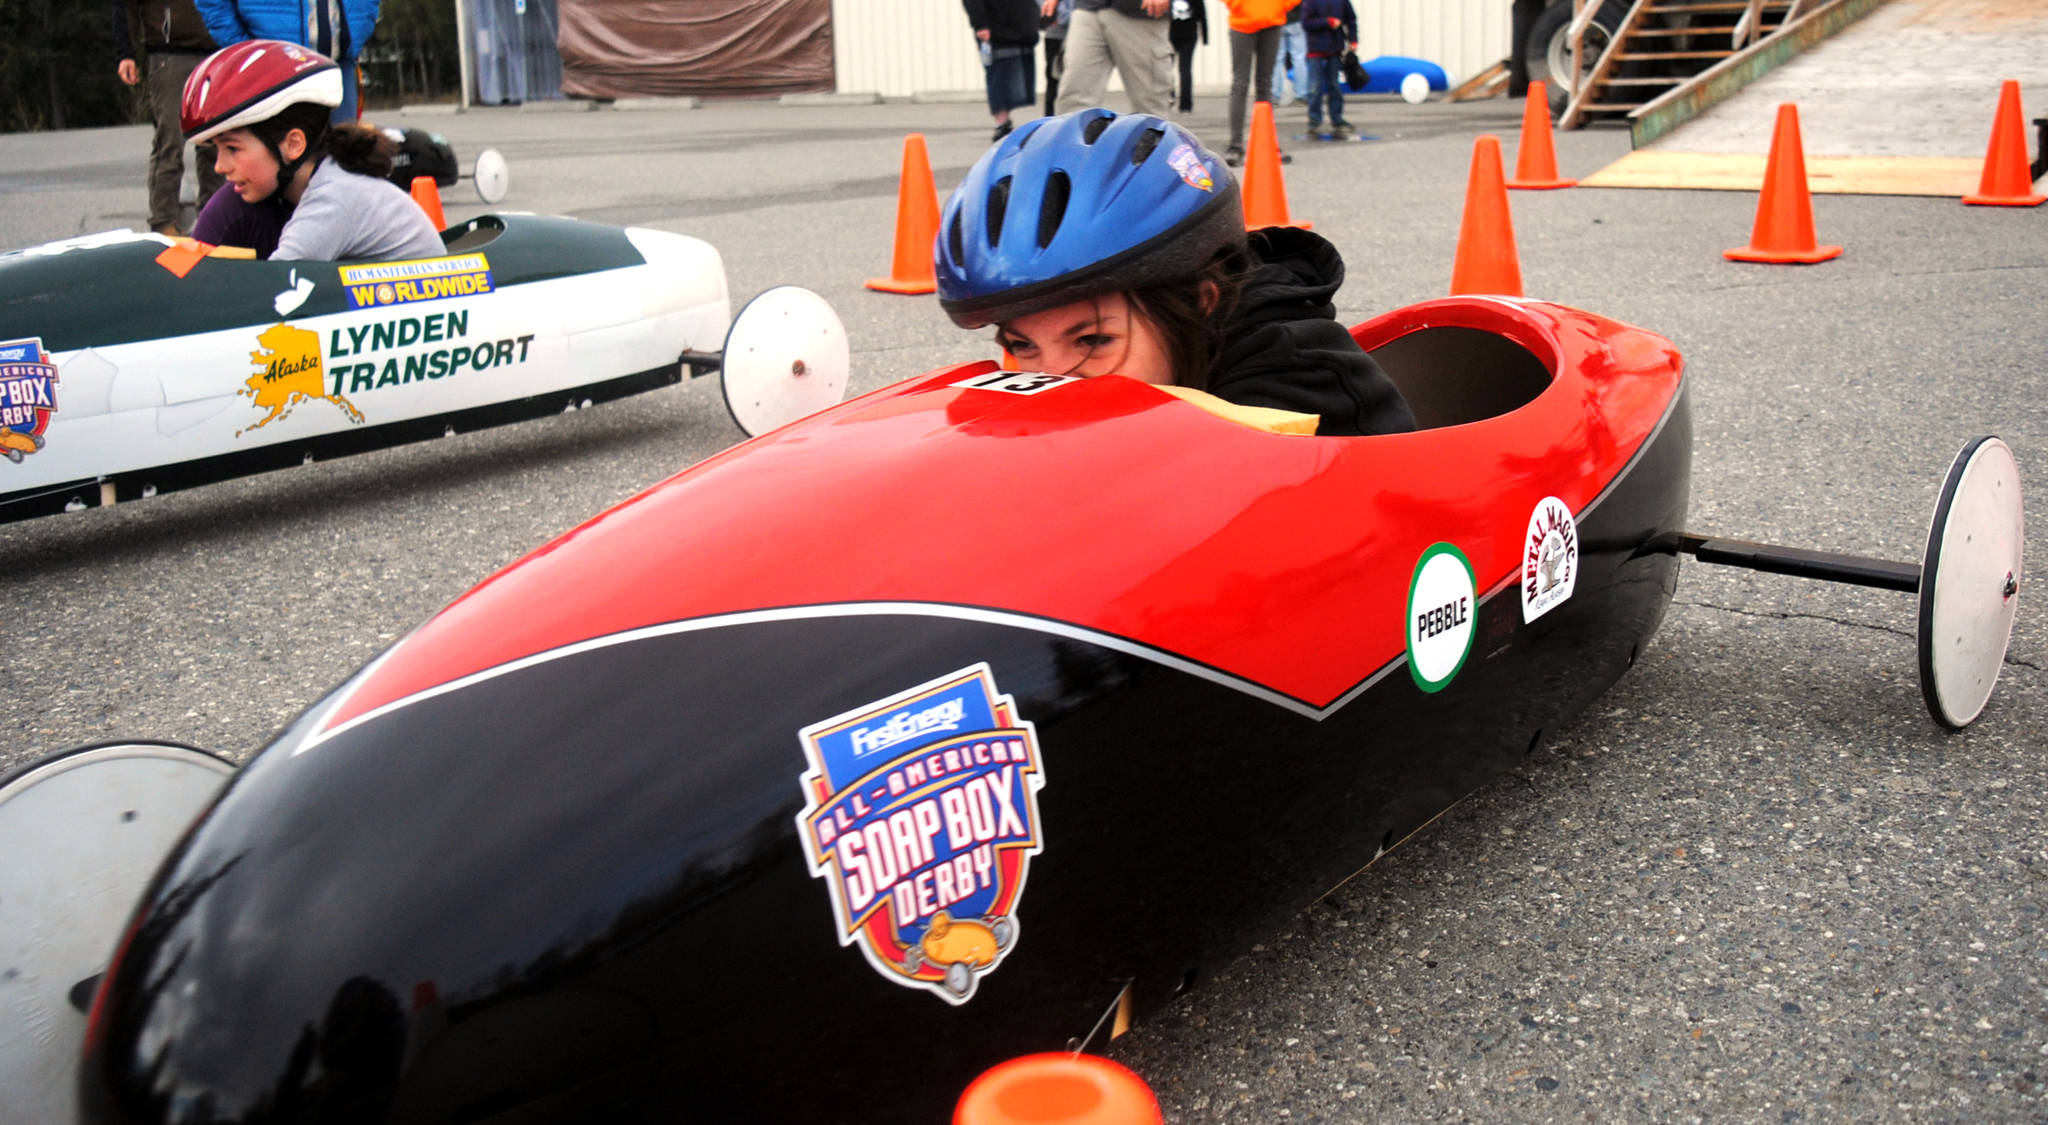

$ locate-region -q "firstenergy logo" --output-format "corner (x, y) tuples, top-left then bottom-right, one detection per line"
(850, 698), (967, 758)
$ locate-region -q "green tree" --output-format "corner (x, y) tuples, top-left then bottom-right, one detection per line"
(363, 0), (460, 105)
(1, 0), (148, 132)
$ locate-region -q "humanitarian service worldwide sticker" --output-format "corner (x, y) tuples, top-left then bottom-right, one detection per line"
(795, 663), (1046, 1004)
(340, 254), (494, 310)
(1406, 542), (1476, 692)
(0, 337), (58, 463)
(1521, 496), (1579, 623)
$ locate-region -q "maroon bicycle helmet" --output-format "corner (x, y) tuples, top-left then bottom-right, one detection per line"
(181, 40), (342, 146)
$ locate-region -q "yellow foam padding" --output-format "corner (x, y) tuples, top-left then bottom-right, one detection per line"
(1157, 384), (1320, 435)
(1582, 150), (1985, 197)
(167, 237), (257, 259)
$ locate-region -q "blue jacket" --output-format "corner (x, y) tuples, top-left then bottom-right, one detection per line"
(1298, 0), (1355, 57)
(195, 0), (378, 61)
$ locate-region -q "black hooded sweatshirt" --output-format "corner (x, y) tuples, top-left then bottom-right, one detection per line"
(1209, 227), (1417, 437)
(963, 0), (1043, 48)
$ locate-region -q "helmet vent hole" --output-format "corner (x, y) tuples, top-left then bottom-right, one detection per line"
(1132, 127), (1164, 166)
(1036, 171), (1071, 249)
(987, 176), (1012, 248)
(1082, 115), (1113, 144)
(948, 212), (965, 266)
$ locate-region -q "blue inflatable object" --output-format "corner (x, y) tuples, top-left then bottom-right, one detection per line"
(1343, 55), (1450, 96)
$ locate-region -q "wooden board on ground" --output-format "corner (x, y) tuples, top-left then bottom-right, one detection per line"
(1582, 150), (1990, 196)
(1449, 60), (1508, 102)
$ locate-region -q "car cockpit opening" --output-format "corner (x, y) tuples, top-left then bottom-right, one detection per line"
(441, 216), (506, 254)
(1369, 325), (1554, 429)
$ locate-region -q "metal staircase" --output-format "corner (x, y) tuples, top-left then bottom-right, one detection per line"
(1561, 0), (1805, 129)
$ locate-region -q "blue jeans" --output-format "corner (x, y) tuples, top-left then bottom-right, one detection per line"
(1271, 21), (1307, 102)
(1305, 54), (1347, 130)
(984, 47), (1036, 116)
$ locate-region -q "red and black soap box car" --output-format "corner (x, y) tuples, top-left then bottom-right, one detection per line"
(54, 295), (2018, 1122)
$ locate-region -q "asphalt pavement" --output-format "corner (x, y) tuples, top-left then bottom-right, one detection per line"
(1, 90), (2044, 1122)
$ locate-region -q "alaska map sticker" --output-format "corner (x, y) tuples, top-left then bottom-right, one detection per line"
(0, 338), (58, 462)
(796, 664), (1046, 1004)
(241, 324), (364, 436)
(239, 311), (538, 436)
(1407, 542), (1476, 693)
(1521, 496), (1579, 623)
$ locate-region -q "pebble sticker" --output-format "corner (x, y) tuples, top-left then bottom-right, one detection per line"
(1407, 542), (1476, 692)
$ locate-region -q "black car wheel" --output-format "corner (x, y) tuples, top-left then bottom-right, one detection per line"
(1527, 0), (1629, 113)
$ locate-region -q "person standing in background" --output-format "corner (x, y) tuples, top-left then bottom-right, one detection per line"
(1508, 0), (1544, 97)
(1270, 3), (1306, 107)
(1168, 0), (1205, 114)
(1041, 0), (1072, 116)
(194, 0), (380, 123)
(1051, 0), (1173, 118)
(1298, 0), (1355, 139)
(966, 0), (1041, 142)
(1220, 0), (1296, 166)
(114, 0), (220, 236)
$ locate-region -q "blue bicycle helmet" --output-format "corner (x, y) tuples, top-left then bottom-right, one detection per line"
(936, 109), (1244, 329)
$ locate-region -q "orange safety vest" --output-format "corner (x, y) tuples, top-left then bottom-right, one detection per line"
(1223, 0), (1299, 33)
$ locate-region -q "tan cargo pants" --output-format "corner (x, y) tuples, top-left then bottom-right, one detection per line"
(146, 51), (224, 232)
(1053, 8), (1174, 119)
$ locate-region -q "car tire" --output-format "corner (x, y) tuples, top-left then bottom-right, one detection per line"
(1527, 0), (1629, 114)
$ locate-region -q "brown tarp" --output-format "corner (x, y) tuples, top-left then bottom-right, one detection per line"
(558, 0), (834, 100)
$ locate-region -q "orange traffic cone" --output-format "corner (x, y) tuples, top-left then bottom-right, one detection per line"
(1242, 101), (1311, 231)
(1449, 135), (1523, 296)
(1963, 79), (2045, 207)
(1001, 349), (1021, 371)
(866, 133), (942, 294)
(955, 1054), (1163, 1125)
(409, 176), (446, 230)
(1725, 104), (1841, 263)
(1506, 81), (1575, 189)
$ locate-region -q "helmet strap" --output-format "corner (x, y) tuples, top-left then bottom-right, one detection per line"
(263, 128), (316, 202)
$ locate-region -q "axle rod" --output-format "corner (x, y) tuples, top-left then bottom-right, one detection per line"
(1679, 534), (1920, 593)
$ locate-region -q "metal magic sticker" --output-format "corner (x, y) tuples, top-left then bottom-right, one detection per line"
(340, 253), (494, 309)
(1521, 496), (1579, 623)
(796, 664), (1046, 1004)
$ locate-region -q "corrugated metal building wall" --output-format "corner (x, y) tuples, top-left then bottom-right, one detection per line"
(831, 0), (1511, 98)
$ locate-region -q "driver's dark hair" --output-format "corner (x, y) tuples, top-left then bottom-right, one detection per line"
(252, 102), (398, 180)
(1122, 242), (1251, 392)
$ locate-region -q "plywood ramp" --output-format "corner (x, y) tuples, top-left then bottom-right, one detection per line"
(1582, 150), (1985, 195)
(1592, 0), (2048, 196)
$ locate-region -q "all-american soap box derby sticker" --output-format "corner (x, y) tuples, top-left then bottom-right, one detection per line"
(796, 663), (1047, 1004)
(341, 254), (494, 310)
(1168, 142), (1215, 192)
(1522, 496), (1579, 623)
(0, 337), (58, 462)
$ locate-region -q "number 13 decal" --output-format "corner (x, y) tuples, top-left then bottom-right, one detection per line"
(952, 371), (1085, 396)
